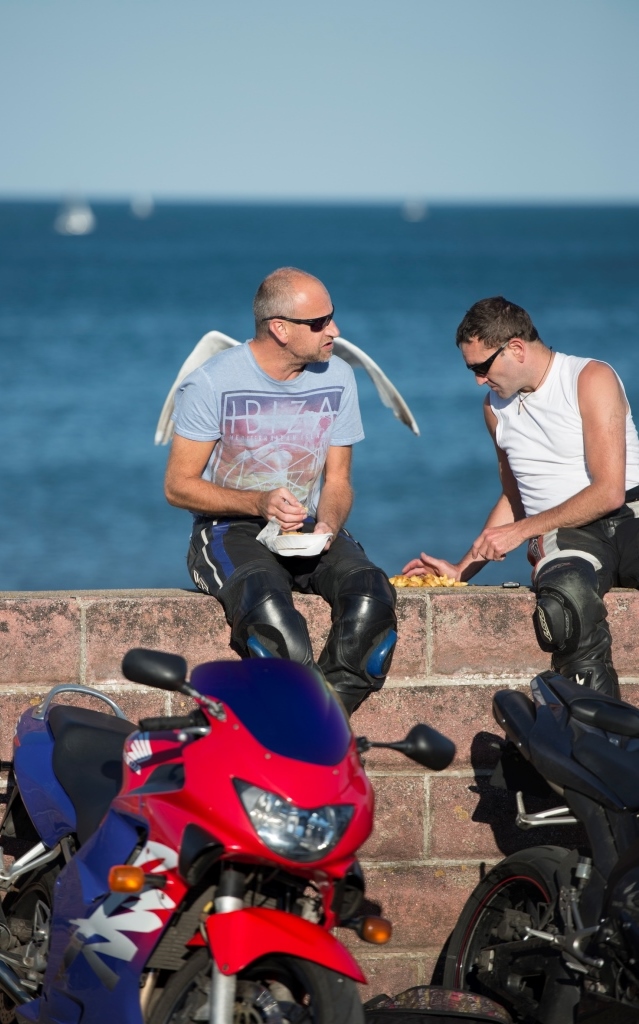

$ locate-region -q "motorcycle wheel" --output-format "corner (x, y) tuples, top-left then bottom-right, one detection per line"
(148, 946), (364, 1024)
(0, 864), (59, 1024)
(443, 846), (570, 1020)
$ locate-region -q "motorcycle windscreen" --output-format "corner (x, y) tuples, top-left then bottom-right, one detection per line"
(189, 660), (351, 765)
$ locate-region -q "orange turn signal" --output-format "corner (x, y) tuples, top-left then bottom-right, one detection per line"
(108, 865), (145, 893)
(360, 916), (393, 944)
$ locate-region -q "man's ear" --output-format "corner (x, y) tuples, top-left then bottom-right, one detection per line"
(508, 337), (527, 362)
(268, 318), (289, 345)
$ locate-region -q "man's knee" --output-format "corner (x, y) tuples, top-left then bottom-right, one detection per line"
(533, 557), (618, 696)
(533, 557), (605, 655)
(319, 568), (397, 713)
(224, 569), (314, 665)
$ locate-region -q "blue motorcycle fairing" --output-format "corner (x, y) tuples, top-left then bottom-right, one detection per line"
(14, 709), (77, 847)
(19, 809), (162, 1024)
(190, 659), (351, 766)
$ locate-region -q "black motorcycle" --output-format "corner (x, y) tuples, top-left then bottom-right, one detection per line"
(443, 670), (639, 1024)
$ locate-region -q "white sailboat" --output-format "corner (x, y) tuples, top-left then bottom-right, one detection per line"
(54, 198), (96, 236)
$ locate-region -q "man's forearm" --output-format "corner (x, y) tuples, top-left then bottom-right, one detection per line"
(166, 476), (264, 518)
(315, 480), (353, 534)
(512, 480), (626, 542)
(459, 493), (518, 577)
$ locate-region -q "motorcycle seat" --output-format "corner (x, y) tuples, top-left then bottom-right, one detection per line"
(493, 690), (536, 757)
(48, 704), (137, 844)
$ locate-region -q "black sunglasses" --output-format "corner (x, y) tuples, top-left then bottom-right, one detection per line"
(466, 339), (511, 376)
(262, 307), (335, 333)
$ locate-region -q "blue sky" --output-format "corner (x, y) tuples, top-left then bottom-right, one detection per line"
(1, 0), (638, 201)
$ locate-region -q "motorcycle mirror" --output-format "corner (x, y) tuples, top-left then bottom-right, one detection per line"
(122, 648), (188, 691)
(359, 723), (455, 772)
(392, 724), (456, 770)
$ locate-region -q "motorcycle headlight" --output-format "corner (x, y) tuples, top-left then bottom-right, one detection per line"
(234, 780), (354, 863)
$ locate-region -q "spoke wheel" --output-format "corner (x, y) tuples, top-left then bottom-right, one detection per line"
(148, 947), (363, 1024)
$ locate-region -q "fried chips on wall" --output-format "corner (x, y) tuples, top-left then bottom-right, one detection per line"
(389, 574), (468, 588)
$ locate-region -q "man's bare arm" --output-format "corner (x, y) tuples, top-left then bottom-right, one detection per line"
(313, 446), (354, 547)
(164, 434), (307, 531)
(471, 361), (627, 561)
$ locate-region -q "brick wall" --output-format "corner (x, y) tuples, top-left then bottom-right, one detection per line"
(2, 586), (638, 999)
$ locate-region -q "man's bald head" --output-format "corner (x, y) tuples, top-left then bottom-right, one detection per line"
(253, 268), (325, 336)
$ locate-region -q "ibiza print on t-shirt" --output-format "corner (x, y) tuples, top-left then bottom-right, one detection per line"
(210, 386), (343, 506)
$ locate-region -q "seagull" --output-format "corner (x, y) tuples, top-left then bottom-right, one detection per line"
(154, 331), (420, 445)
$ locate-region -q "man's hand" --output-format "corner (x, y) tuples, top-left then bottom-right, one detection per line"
(471, 521), (526, 561)
(313, 520), (334, 551)
(402, 553), (463, 580)
(256, 488), (307, 531)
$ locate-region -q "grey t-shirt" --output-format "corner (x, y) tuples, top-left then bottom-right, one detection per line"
(172, 342), (364, 515)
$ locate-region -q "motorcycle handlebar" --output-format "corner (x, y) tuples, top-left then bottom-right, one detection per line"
(138, 710), (207, 732)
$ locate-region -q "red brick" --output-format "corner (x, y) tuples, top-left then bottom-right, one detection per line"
(390, 597), (428, 678)
(0, 691), (48, 761)
(429, 775), (587, 860)
(605, 592), (639, 676)
(361, 865), (480, 949)
(291, 595), (331, 651)
(84, 593), (235, 683)
(356, 954), (425, 1000)
(361, 776), (425, 861)
(430, 589), (548, 676)
(353, 685), (502, 771)
(621, 683), (639, 705)
(0, 598), (81, 686)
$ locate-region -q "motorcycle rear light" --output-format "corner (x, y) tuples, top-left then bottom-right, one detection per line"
(234, 780), (354, 863)
(108, 865), (145, 893)
(360, 916), (393, 944)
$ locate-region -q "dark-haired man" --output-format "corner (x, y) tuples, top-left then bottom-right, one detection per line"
(164, 267), (397, 715)
(404, 296), (639, 697)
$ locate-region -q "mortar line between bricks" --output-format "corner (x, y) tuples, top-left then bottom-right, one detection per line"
(423, 772), (431, 859)
(425, 592), (433, 676)
(359, 858), (500, 868)
(383, 677), (538, 688)
(78, 598), (87, 685)
(365, 768), (492, 779)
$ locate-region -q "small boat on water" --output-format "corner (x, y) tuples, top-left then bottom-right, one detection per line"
(54, 198), (96, 236)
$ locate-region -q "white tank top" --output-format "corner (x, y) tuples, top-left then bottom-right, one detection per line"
(489, 352), (639, 517)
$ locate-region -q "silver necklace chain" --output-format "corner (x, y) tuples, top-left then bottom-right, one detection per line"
(517, 348), (554, 414)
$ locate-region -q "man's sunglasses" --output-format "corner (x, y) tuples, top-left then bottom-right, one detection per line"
(466, 338), (512, 376)
(262, 307), (335, 333)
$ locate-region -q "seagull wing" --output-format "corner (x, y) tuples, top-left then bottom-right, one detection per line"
(154, 331), (241, 445)
(332, 336), (420, 435)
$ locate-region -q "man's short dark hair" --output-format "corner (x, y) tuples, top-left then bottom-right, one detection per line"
(456, 296), (541, 349)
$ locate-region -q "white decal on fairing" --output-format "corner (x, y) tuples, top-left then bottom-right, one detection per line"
(134, 839), (179, 873)
(123, 735), (154, 773)
(69, 887), (177, 962)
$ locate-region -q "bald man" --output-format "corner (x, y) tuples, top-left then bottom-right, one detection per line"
(164, 267), (397, 716)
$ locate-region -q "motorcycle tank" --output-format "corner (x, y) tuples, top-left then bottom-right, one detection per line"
(189, 660), (351, 766)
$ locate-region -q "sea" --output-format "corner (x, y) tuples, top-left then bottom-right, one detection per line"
(2, 201), (639, 592)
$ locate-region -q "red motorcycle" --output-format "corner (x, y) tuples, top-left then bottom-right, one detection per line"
(2, 649), (454, 1024)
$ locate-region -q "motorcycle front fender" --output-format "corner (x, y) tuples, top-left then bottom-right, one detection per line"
(204, 907), (366, 983)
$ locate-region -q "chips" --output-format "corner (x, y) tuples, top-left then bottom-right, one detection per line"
(389, 574), (468, 588)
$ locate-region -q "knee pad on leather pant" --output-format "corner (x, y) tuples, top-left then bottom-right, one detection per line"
(228, 570), (314, 665)
(318, 570), (397, 688)
(533, 557), (608, 659)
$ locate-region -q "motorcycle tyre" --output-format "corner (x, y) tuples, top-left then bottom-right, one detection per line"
(442, 846), (572, 1022)
(148, 946), (364, 1024)
(0, 863), (60, 1024)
